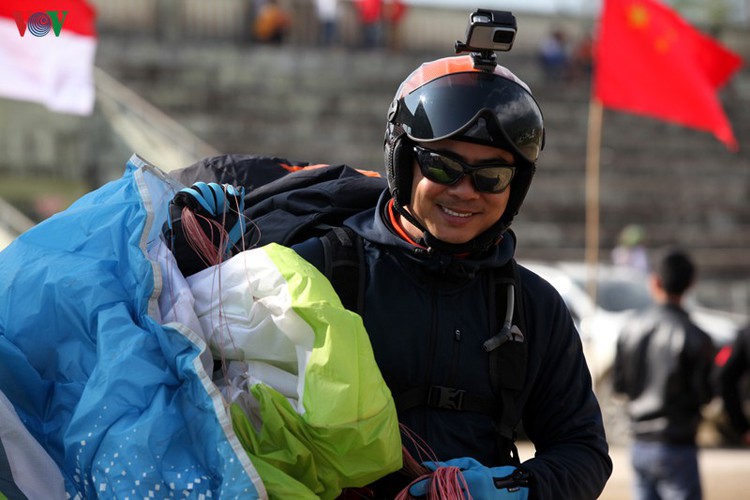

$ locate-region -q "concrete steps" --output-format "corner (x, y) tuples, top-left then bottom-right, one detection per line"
(95, 37), (750, 281)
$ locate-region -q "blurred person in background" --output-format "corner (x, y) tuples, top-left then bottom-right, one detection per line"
(252, 0), (292, 45)
(569, 32), (594, 81)
(716, 323), (750, 446)
(612, 223), (650, 274)
(537, 28), (569, 81)
(383, 0), (408, 51)
(356, 0), (384, 49)
(614, 249), (716, 500)
(315, 0), (339, 47)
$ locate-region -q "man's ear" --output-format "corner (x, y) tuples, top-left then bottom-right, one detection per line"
(649, 274), (663, 294)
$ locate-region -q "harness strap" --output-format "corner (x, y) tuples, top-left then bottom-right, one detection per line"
(320, 227), (365, 314)
(394, 385), (500, 417)
(488, 259), (528, 464)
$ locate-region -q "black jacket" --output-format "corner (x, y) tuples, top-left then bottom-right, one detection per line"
(294, 191), (612, 499)
(717, 324), (750, 436)
(613, 303), (716, 444)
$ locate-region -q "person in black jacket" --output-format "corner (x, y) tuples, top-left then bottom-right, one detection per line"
(293, 49), (612, 498)
(716, 324), (750, 446)
(614, 249), (716, 500)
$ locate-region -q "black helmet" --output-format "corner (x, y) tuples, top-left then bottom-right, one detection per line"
(384, 55), (544, 253)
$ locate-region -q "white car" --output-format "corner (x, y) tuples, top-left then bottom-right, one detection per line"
(522, 260), (746, 444)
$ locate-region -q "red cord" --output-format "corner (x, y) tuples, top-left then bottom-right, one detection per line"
(395, 424), (472, 499)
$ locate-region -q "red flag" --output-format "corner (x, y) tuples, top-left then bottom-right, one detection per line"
(0, 0), (97, 115)
(594, 0), (743, 151)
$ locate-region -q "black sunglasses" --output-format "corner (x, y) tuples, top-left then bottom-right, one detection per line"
(413, 146), (516, 194)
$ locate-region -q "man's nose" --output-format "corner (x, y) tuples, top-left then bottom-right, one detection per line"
(448, 174), (480, 198)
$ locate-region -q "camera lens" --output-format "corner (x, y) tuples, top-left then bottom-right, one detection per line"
(493, 28), (515, 44)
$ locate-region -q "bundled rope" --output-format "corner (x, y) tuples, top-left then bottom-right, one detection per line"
(163, 182), (250, 276)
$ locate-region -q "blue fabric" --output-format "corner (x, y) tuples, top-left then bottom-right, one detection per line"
(0, 157), (261, 499)
(408, 457), (529, 499)
(630, 440), (702, 500)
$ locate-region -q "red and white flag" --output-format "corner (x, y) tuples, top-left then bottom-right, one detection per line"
(0, 0), (97, 115)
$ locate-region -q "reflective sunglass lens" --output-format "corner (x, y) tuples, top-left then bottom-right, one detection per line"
(474, 168), (514, 193)
(473, 174), (500, 192)
(417, 149), (461, 184)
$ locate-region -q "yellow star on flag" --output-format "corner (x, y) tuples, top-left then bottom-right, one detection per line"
(627, 4), (649, 29)
(594, 0), (744, 151)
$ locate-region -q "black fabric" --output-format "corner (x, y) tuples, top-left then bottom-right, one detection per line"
(613, 303), (717, 444)
(390, 257), (528, 461)
(245, 168), (385, 247)
(488, 261), (528, 465)
(169, 153), (386, 266)
(172, 153), (314, 188)
(319, 227), (365, 314)
(717, 325), (750, 437)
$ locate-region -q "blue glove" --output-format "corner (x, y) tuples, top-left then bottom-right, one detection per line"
(408, 457), (530, 499)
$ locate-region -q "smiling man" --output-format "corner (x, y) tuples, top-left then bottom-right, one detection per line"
(401, 139), (515, 245)
(293, 51), (612, 499)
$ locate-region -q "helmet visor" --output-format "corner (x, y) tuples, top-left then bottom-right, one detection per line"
(396, 72), (544, 163)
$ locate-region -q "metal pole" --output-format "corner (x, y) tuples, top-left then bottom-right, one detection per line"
(585, 98), (603, 303)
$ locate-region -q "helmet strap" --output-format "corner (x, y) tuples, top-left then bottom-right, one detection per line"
(422, 219), (509, 256)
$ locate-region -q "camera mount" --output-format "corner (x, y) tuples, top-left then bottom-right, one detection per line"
(454, 10), (517, 71)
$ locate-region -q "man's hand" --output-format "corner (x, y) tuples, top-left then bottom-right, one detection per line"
(408, 457), (530, 499)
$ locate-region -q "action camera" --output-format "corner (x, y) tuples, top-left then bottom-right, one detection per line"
(455, 9), (518, 70)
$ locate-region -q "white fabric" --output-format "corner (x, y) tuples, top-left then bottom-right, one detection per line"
(187, 249), (314, 367)
(188, 248), (316, 414)
(150, 239), (215, 373)
(151, 246), (317, 416)
(315, 0), (338, 20)
(0, 390), (66, 499)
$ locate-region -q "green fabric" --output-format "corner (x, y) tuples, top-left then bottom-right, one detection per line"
(232, 244), (402, 499)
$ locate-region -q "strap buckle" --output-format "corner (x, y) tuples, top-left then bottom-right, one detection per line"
(428, 385), (465, 410)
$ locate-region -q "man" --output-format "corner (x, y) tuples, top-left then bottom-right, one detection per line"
(293, 53), (612, 498)
(716, 324), (750, 446)
(614, 249), (716, 500)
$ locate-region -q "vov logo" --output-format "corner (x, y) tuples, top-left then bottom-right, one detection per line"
(12, 10), (68, 37)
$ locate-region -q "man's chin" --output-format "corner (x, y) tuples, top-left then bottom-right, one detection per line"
(430, 229), (477, 246)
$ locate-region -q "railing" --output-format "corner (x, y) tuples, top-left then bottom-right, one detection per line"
(0, 196), (35, 250)
(94, 67), (220, 172)
(88, 0), (749, 55)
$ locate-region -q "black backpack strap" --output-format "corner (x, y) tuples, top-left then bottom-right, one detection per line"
(389, 259), (528, 466)
(486, 258), (528, 465)
(319, 227), (366, 314)
(395, 386), (499, 416)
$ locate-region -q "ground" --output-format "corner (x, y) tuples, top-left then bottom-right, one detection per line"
(517, 441), (750, 499)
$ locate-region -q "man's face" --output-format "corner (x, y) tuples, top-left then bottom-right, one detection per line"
(401, 139), (513, 245)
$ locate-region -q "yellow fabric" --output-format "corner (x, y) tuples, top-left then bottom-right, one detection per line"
(231, 244), (402, 499)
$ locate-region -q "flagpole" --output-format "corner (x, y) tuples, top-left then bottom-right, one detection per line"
(585, 98), (604, 302)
